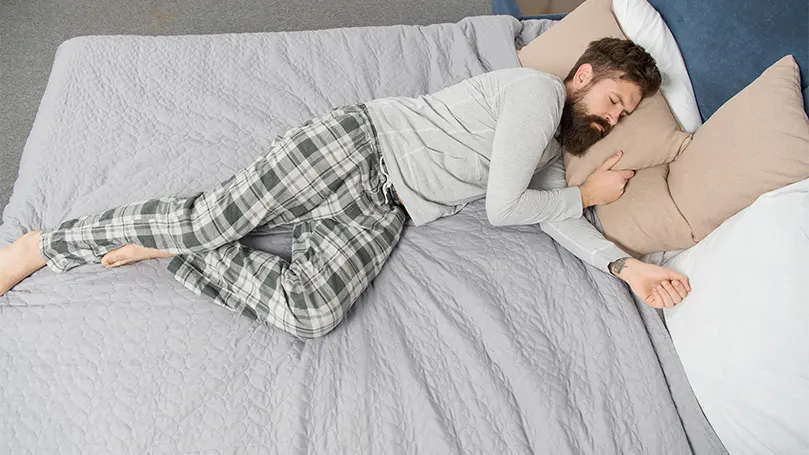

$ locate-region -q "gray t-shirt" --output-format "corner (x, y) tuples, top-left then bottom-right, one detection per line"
(365, 67), (629, 273)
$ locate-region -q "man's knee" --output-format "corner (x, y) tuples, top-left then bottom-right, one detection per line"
(264, 314), (343, 340)
(260, 295), (349, 340)
(293, 320), (341, 340)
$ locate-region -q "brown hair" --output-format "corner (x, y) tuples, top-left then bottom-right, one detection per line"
(564, 38), (661, 98)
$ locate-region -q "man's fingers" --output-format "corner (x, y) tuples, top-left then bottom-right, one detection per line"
(671, 280), (689, 299)
(600, 150), (623, 170)
(671, 272), (691, 292)
(650, 288), (661, 308)
(655, 286), (675, 308)
(661, 281), (683, 303)
(621, 170), (635, 180)
(661, 284), (678, 306)
(654, 287), (671, 308)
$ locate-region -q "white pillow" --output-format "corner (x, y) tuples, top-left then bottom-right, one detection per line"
(659, 177), (809, 455)
(612, 0), (703, 133)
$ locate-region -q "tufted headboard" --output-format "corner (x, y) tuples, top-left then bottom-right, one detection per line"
(492, 0), (809, 120)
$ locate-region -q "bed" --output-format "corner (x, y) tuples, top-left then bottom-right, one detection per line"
(0, 12), (729, 455)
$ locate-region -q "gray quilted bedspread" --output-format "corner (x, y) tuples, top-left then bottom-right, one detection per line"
(0, 15), (726, 454)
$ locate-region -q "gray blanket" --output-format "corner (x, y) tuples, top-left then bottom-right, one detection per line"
(0, 15), (726, 454)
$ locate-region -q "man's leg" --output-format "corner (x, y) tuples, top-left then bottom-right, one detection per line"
(0, 231), (47, 296)
(34, 151), (279, 274)
(35, 106), (374, 275)
(167, 207), (407, 339)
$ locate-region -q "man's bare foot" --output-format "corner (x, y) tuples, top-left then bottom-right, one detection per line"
(0, 230), (47, 296)
(101, 244), (176, 268)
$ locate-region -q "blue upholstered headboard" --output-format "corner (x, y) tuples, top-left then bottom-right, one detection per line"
(492, 0), (809, 120)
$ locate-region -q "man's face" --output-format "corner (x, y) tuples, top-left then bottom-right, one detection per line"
(560, 66), (643, 156)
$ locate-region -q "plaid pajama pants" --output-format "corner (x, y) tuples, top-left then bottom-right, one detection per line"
(38, 104), (408, 339)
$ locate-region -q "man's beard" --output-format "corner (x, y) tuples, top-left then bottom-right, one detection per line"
(559, 91), (612, 156)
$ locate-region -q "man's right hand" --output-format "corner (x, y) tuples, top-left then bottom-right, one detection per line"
(579, 150), (635, 208)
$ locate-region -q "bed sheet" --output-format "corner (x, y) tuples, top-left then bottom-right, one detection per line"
(0, 16), (725, 454)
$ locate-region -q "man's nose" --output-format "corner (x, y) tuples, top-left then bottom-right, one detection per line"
(606, 107), (623, 126)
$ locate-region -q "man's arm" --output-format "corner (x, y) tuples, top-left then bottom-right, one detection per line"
(484, 73), (636, 272)
(534, 153), (693, 308)
(485, 72), (583, 226)
(532, 153), (631, 274)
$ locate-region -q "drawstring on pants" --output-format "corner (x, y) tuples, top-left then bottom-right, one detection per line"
(378, 154), (393, 206)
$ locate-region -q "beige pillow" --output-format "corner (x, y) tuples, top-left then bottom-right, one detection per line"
(595, 165), (695, 257)
(517, 0), (691, 187)
(668, 55), (809, 241)
(597, 55), (809, 256)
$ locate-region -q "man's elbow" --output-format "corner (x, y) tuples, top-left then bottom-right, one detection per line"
(486, 200), (512, 227)
(488, 214), (508, 227)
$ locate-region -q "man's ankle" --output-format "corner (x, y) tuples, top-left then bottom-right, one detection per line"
(24, 231), (47, 269)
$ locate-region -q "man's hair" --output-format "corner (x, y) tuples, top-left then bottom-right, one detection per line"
(564, 38), (661, 98)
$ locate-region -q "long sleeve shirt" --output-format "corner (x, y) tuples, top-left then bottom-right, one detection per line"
(364, 67), (629, 273)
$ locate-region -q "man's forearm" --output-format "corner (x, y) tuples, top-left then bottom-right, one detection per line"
(539, 216), (631, 274)
(530, 152), (632, 274)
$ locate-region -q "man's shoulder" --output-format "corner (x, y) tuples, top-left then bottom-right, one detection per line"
(479, 68), (566, 100)
(484, 67), (564, 86)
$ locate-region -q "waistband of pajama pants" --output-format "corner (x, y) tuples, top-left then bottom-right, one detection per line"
(357, 103), (406, 211)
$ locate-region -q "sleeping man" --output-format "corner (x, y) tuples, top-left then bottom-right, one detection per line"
(1, 37), (690, 339)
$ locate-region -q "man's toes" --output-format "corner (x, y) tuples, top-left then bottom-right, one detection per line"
(109, 258), (137, 268)
(102, 251), (123, 266)
(101, 255), (112, 266)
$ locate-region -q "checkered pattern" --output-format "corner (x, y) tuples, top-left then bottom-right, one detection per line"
(38, 104), (408, 339)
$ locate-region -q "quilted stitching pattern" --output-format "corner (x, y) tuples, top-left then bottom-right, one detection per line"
(0, 16), (717, 454)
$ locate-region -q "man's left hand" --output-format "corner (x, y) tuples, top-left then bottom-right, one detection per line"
(610, 257), (692, 308)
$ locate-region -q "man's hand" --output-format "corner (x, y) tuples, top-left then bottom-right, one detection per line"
(579, 150), (635, 208)
(609, 257), (692, 308)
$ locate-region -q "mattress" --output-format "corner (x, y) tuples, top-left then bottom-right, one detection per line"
(0, 16), (726, 454)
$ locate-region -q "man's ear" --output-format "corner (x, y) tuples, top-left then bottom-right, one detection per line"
(571, 63), (593, 90)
